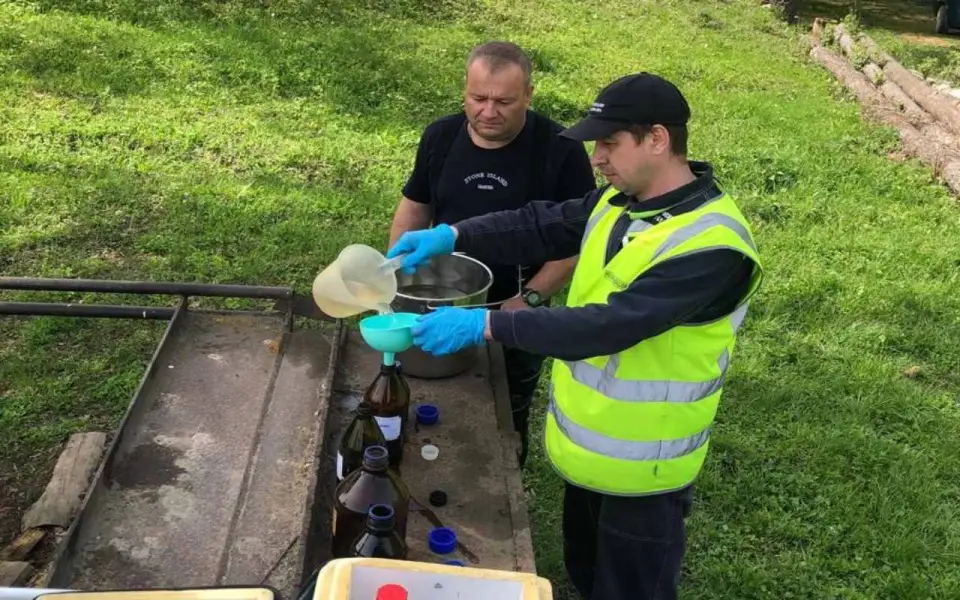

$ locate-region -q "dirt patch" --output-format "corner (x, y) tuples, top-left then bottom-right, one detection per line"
(898, 32), (960, 47)
(0, 447), (60, 552)
(799, 0), (933, 33)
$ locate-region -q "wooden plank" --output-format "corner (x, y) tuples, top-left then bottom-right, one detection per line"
(0, 527), (46, 562)
(0, 561), (36, 586)
(22, 432), (107, 530)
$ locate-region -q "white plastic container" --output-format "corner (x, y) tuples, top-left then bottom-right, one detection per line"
(312, 244), (400, 318)
(312, 557), (553, 600)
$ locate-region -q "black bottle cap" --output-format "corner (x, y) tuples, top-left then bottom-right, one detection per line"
(429, 490), (448, 507)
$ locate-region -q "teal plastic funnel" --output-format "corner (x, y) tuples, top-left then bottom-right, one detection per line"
(359, 312), (419, 365)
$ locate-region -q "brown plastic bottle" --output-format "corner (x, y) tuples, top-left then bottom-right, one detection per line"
(363, 362), (410, 467)
(351, 503), (408, 559)
(337, 402), (387, 481)
(331, 445), (410, 558)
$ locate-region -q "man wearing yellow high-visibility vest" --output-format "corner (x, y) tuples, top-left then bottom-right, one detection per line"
(387, 72), (763, 600)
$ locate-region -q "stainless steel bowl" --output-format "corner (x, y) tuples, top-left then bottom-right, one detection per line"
(390, 253), (495, 379)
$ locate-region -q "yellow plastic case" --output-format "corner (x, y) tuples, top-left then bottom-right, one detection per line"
(312, 557), (553, 600)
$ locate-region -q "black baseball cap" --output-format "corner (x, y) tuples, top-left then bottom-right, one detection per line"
(560, 72), (691, 141)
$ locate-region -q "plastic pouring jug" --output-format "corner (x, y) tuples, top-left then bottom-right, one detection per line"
(312, 244), (404, 318)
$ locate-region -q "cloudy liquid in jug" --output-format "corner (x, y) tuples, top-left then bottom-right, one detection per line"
(344, 281), (393, 315)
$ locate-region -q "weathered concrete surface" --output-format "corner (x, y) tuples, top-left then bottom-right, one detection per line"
(316, 332), (536, 572)
(48, 311), (337, 598)
(221, 329), (335, 594)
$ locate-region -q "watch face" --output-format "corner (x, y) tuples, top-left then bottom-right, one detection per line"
(524, 290), (543, 306)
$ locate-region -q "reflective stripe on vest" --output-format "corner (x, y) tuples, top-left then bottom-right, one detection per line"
(581, 203), (613, 251)
(548, 393), (710, 460)
(561, 303), (749, 403)
(562, 350), (727, 403)
(653, 213), (757, 261)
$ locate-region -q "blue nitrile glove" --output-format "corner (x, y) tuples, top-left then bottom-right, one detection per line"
(412, 307), (487, 356)
(386, 224), (456, 274)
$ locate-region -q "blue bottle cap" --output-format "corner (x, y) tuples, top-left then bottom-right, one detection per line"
(428, 527), (457, 555)
(362, 445), (390, 471)
(444, 560), (465, 567)
(415, 404), (440, 425)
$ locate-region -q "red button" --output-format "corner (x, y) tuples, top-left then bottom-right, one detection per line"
(376, 584), (408, 600)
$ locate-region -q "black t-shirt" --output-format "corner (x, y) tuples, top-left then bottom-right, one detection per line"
(402, 111), (597, 303)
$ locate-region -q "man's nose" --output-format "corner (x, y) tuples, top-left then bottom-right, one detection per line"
(591, 146), (606, 167)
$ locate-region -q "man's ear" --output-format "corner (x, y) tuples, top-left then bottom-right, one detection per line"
(525, 85), (534, 107)
(650, 124), (672, 155)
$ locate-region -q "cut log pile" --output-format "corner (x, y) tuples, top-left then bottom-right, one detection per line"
(808, 19), (960, 195)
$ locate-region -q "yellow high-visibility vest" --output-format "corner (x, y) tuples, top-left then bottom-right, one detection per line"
(546, 184), (764, 496)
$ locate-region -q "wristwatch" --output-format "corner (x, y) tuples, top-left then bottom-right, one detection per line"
(520, 287), (545, 308)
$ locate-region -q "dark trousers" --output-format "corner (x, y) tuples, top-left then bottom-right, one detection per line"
(502, 345), (545, 468)
(563, 482), (694, 600)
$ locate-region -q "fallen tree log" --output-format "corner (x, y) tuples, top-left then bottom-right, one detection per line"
(869, 64), (928, 124)
(862, 62), (883, 81)
(0, 528), (45, 562)
(833, 25), (928, 124)
(883, 60), (960, 135)
(22, 432), (106, 530)
(812, 17), (827, 46)
(809, 40), (960, 195)
(833, 23), (857, 58)
(857, 32), (960, 136)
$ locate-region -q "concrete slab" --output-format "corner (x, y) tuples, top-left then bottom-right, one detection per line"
(47, 310), (339, 599)
(221, 329), (335, 594)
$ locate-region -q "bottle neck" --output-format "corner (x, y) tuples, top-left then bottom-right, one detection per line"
(367, 516), (396, 533)
(367, 505), (397, 533)
(362, 461), (389, 474)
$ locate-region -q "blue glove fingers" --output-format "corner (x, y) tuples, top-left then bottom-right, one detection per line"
(385, 234), (414, 260)
(401, 247), (431, 273)
(435, 224), (456, 254)
(412, 309), (446, 354)
(391, 225), (457, 271)
(412, 308), (485, 357)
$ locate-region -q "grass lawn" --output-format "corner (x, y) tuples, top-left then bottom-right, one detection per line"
(4, 0), (960, 597)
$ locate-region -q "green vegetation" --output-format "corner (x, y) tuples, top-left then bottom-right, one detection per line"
(4, 0), (960, 597)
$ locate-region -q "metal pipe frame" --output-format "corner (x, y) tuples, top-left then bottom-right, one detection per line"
(0, 277), (293, 300)
(0, 277), (296, 320)
(0, 303), (176, 319)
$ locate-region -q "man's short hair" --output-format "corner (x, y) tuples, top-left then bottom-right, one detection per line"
(466, 41), (533, 87)
(627, 123), (688, 157)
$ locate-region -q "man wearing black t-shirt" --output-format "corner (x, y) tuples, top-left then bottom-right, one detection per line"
(389, 41), (596, 466)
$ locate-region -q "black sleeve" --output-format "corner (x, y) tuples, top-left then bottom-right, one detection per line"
(453, 189), (602, 266)
(555, 142), (597, 201)
(401, 128), (432, 204)
(489, 250), (755, 361)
